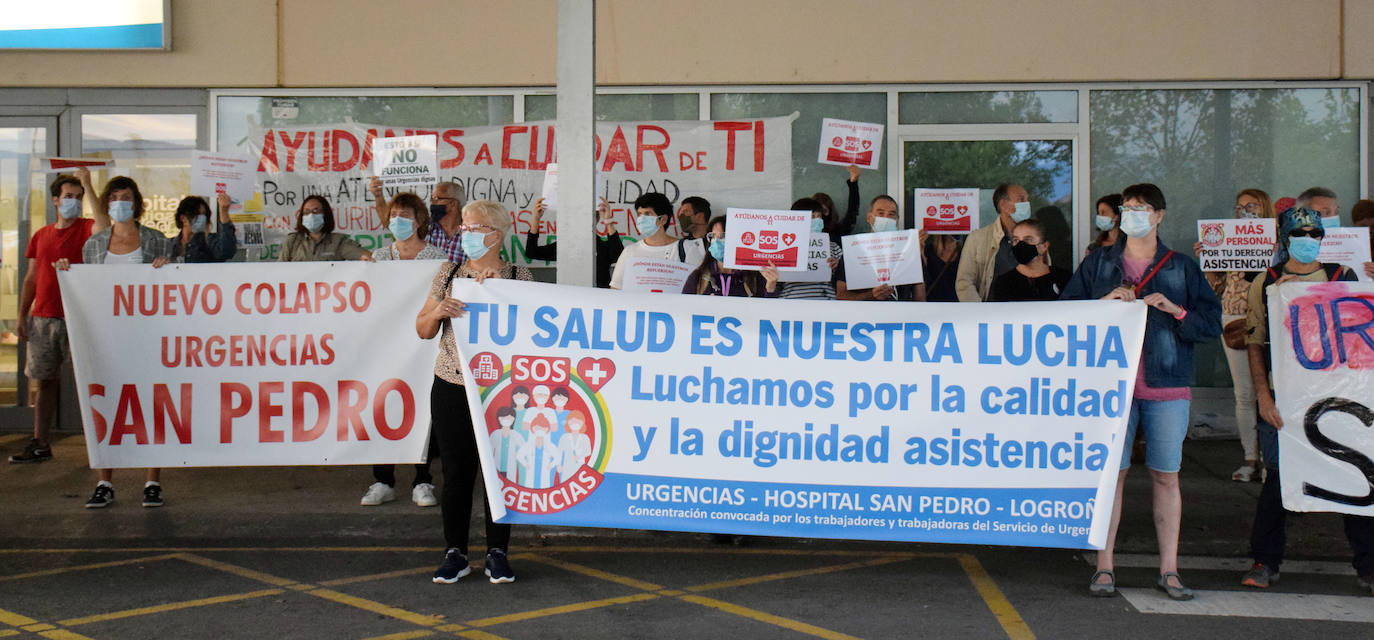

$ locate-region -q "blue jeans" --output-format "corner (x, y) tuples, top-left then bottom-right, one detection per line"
(1120, 398), (1190, 472)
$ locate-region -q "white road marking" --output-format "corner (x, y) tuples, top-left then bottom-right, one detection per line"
(1118, 588), (1374, 622)
(1083, 553), (1356, 576)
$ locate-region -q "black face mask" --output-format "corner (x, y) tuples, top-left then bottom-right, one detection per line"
(1011, 241), (1041, 265)
(429, 204), (448, 221)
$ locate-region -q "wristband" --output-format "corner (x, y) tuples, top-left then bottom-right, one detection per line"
(1173, 308), (1188, 321)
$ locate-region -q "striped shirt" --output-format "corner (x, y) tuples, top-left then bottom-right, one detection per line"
(427, 223), (465, 263)
(779, 240), (842, 300)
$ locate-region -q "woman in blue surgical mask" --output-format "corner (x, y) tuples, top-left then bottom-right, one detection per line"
(682, 216), (779, 297)
(608, 193), (704, 289)
(73, 175), (175, 509)
(778, 197), (842, 300)
(172, 193), (237, 263)
(279, 195), (371, 262)
(416, 199), (533, 585)
(1061, 183), (1222, 601)
(1087, 193), (1123, 255)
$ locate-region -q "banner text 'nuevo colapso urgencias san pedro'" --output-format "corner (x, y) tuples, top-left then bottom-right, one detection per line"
(453, 280), (1146, 549)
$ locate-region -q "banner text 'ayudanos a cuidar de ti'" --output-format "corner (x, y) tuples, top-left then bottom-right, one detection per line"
(453, 280), (1147, 549)
(58, 261), (441, 469)
(239, 118), (794, 262)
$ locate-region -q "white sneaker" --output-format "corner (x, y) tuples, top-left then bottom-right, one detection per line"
(412, 483), (438, 507)
(360, 482), (396, 506)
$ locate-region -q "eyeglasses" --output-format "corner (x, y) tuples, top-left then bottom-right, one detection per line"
(1118, 205), (1152, 214)
(301, 208), (325, 215)
(707, 232), (726, 242)
(459, 224), (494, 233)
(1234, 203), (1261, 214)
(1288, 228), (1324, 239)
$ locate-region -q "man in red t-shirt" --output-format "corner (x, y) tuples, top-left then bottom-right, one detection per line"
(9, 171), (95, 463)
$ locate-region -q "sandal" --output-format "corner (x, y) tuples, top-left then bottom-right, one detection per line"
(1156, 572), (1194, 601)
(1231, 464), (1255, 482)
(1089, 569), (1116, 597)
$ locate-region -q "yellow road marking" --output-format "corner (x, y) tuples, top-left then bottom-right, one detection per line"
(678, 594), (862, 640)
(361, 631), (435, 640)
(957, 554), (1035, 640)
(455, 630), (511, 640)
(0, 629), (19, 637)
(465, 593), (659, 628)
(687, 556), (911, 592)
(37, 630), (96, 640)
(57, 589), (283, 627)
(521, 554), (665, 591)
(319, 566), (435, 586)
(172, 553), (300, 587)
(21, 623), (55, 632)
(0, 554), (181, 583)
(0, 609), (38, 626)
(307, 588), (444, 627)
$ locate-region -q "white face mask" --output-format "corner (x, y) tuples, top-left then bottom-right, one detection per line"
(1119, 209), (1155, 238)
(1011, 201), (1032, 223)
(58, 198), (82, 219)
(109, 200), (135, 223)
(871, 217), (898, 233)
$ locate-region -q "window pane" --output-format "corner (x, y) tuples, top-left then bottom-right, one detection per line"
(216, 95), (514, 153)
(711, 92), (888, 214)
(82, 113), (196, 151)
(82, 113), (199, 238)
(1089, 86), (1362, 385)
(900, 91), (1078, 124)
(523, 93), (699, 121)
(0, 126), (47, 401)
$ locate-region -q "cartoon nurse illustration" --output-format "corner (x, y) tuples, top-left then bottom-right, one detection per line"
(523, 384), (559, 445)
(516, 413), (560, 490)
(557, 409), (592, 483)
(510, 385), (532, 435)
(490, 406), (525, 483)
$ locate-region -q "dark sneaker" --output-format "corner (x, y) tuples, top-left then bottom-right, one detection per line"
(141, 484), (164, 508)
(85, 485), (114, 509)
(1241, 563), (1279, 588)
(9, 439), (52, 464)
(433, 549), (470, 584)
(1358, 573), (1372, 596)
(485, 549), (515, 584)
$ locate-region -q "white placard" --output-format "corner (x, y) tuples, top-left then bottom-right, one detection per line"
(539, 162), (606, 218)
(817, 118), (883, 170)
(1196, 218), (1277, 272)
(915, 188), (980, 234)
(1318, 227), (1373, 282)
(38, 157), (111, 173)
(620, 257), (695, 294)
(840, 230), (925, 289)
(779, 232), (833, 283)
(723, 208), (811, 272)
(371, 135), (438, 188)
(190, 151), (258, 202)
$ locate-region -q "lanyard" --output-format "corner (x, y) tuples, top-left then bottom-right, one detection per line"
(717, 273), (732, 296)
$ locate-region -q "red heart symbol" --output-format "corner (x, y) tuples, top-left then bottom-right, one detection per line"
(782, 232), (796, 246)
(957, 205), (968, 215)
(577, 357), (616, 393)
(862, 140), (872, 150)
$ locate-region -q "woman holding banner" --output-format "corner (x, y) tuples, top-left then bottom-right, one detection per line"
(682, 216), (780, 297)
(1061, 183), (1221, 601)
(77, 176), (175, 508)
(417, 199), (532, 585)
(171, 194), (238, 263)
(278, 195), (371, 262)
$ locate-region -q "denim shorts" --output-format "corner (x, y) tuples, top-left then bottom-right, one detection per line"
(1121, 398), (1191, 472)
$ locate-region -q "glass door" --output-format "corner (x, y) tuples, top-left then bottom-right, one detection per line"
(0, 117), (58, 408)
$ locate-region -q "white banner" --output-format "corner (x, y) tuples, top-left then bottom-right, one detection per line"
(621, 258), (695, 294)
(238, 118), (794, 263)
(1271, 281), (1374, 516)
(1318, 227), (1373, 283)
(190, 151), (258, 202)
(841, 231), (925, 289)
(723, 208), (810, 272)
(916, 188), (979, 235)
(57, 261), (441, 468)
(780, 232), (833, 283)
(1196, 218), (1276, 272)
(817, 118), (883, 170)
(449, 279), (1145, 548)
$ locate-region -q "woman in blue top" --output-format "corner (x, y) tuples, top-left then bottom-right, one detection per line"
(1060, 183), (1221, 601)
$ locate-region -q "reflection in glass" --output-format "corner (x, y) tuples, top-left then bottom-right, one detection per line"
(899, 91), (1078, 124)
(524, 94), (700, 122)
(0, 127), (47, 400)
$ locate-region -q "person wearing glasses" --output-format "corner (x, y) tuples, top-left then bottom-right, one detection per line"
(278, 195), (371, 262)
(1061, 183), (1221, 601)
(1190, 189), (1275, 483)
(371, 178), (468, 263)
(417, 200), (533, 585)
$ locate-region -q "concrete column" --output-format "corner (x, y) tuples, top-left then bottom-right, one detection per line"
(555, 0), (596, 286)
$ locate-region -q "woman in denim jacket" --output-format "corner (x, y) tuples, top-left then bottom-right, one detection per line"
(1061, 183), (1222, 600)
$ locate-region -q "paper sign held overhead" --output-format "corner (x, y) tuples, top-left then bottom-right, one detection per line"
(818, 118), (883, 170)
(915, 188), (979, 234)
(371, 135), (438, 188)
(190, 151), (258, 203)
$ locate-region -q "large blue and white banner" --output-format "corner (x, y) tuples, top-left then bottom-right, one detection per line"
(453, 280), (1147, 549)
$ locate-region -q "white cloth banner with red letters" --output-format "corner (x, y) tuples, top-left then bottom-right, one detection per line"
(58, 261), (442, 468)
(236, 117), (794, 263)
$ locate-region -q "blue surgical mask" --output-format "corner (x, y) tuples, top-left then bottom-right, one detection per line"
(1011, 201), (1032, 223)
(302, 213), (324, 233)
(708, 239), (725, 262)
(58, 198), (82, 220)
(1094, 214), (1115, 231)
(109, 200), (135, 223)
(462, 230), (491, 260)
(1119, 209), (1155, 238)
(636, 214), (661, 235)
(429, 203), (448, 221)
(190, 215), (208, 233)
(871, 217), (898, 233)
(389, 216), (415, 241)
(810, 217), (824, 233)
(1287, 236), (1322, 264)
